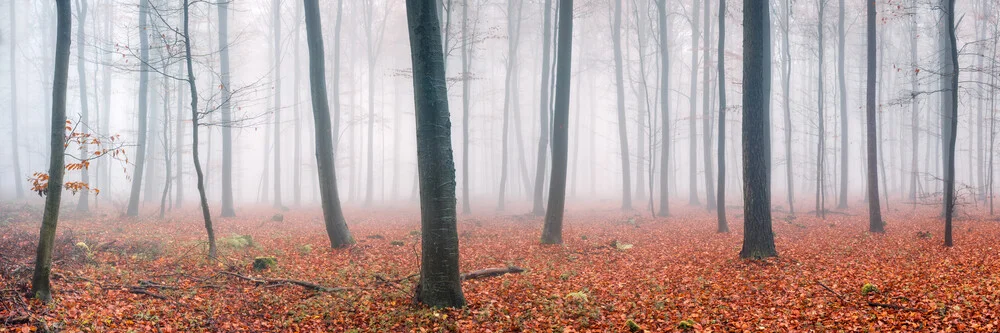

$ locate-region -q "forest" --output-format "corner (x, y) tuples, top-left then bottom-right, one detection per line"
(1, 0), (998, 331)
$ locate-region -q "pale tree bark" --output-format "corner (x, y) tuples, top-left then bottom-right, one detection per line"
(498, 0), (523, 211)
(656, 0), (670, 217)
(126, 0), (151, 217)
(688, 0), (701, 206)
(293, 0), (302, 206)
(404, 0), (466, 308)
(304, 0), (354, 248)
(836, 0), (848, 209)
(908, 5), (918, 201)
(273, 0), (283, 209)
(865, 0), (884, 233)
(8, 0), (24, 199)
(716, 0), (728, 232)
(541, 0), (573, 245)
(701, 0), (716, 210)
(739, 0), (777, 259)
(816, 0), (826, 219)
(460, 0), (471, 214)
(613, 0), (632, 210)
(532, 0), (553, 215)
(219, 0), (234, 216)
(31, 0), (71, 303)
(781, 0), (794, 214)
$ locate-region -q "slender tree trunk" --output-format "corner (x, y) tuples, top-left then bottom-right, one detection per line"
(865, 0), (884, 233)
(613, 0), (632, 210)
(8, 0), (24, 199)
(460, 0), (472, 214)
(31, 0), (71, 303)
(702, 0), (716, 210)
(404, 0), (466, 308)
(816, 0), (826, 219)
(657, 0), (671, 217)
(159, 81), (172, 219)
(908, 7), (919, 201)
(304, 0), (354, 248)
(532, 0), (554, 215)
(837, 0), (848, 209)
(716, 0), (728, 232)
(73, 0), (90, 212)
(293, 0), (302, 207)
(782, 0), (794, 214)
(739, 0), (777, 259)
(688, 0), (701, 206)
(182, 0), (217, 258)
(942, 0), (958, 246)
(542, 0), (573, 245)
(218, 0), (234, 216)
(499, 0), (523, 211)
(272, 0), (283, 209)
(332, 0), (343, 158)
(126, 0), (150, 217)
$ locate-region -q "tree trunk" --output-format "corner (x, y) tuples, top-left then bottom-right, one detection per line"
(781, 0), (794, 214)
(865, 0), (884, 233)
(333, 0), (343, 159)
(702, 0), (716, 210)
(908, 5), (919, 202)
(688, 0), (701, 206)
(72, 0), (90, 212)
(30, 0), (71, 303)
(218, 0), (234, 216)
(498, 0), (523, 211)
(293, 0), (302, 207)
(837, 0), (848, 209)
(404, 0), (466, 308)
(7, 0), (23, 199)
(273, 0), (283, 209)
(541, 0), (573, 245)
(816, 0), (826, 219)
(716, 0), (728, 233)
(460, 0), (471, 214)
(942, 0), (958, 246)
(739, 0), (777, 259)
(613, 0), (632, 210)
(126, 0), (151, 217)
(304, 0), (354, 248)
(532, 0), (553, 215)
(657, 0), (670, 217)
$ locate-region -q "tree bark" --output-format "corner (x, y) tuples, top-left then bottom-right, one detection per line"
(816, 0), (826, 219)
(613, 0), (632, 210)
(498, 0), (523, 211)
(404, 0), (467, 308)
(837, 0), (848, 209)
(293, 0), (302, 207)
(781, 0), (794, 214)
(218, 0), (234, 216)
(460, 0), (471, 214)
(656, 0), (670, 217)
(541, 0), (573, 245)
(273, 0), (283, 209)
(865, 0), (884, 233)
(126, 0), (151, 217)
(702, 0), (716, 210)
(716, 0), (728, 232)
(532, 0), (553, 215)
(739, 0), (777, 259)
(943, 0), (958, 246)
(304, 0), (354, 248)
(74, 0), (90, 212)
(688, 0), (701, 206)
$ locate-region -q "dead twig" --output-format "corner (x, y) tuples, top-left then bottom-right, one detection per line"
(867, 302), (922, 312)
(816, 280), (848, 304)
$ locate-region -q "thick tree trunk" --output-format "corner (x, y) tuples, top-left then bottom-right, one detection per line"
(613, 0), (632, 210)
(908, 4), (919, 201)
(218, 0), (234, 216)
(716, 0), (728, 233)
(404, 0), (466, 308)
(865, 0), (884, 233)
(126, 0), (151, 217)
(739, 0), (777, 259)
(541, 0), (573, 245)
(304, 0), (353, 248)
(943, 0), (958, 246)
(31, 0), (71, 303)
(532, 0), (553, 215)
(657, 0), (670, 217)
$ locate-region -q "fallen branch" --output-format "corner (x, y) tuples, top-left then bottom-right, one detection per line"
(815, 280), (848, 304)
(461, 266), (525, 281)
(219, 271), (354, 293)
(1, 315), (32, 326)
(127, 287), (169, 300)
(867, 302), (922, 312)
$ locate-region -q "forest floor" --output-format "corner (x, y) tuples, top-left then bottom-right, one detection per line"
(1, 200), (999, 332)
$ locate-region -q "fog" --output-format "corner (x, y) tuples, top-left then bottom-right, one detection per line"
(0, 0), (997, 214)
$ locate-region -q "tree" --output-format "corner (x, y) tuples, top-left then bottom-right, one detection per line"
(532, 0), (554, 215)
(272, 0), (283, 209)
(816, 0), (826, 219)
(942, 0), (958, 246)
(781, 0), (794, 214)
(739, 0), (777, 259)
(701, 0), (716, 210)
(656, 0), (670, 217)
(181, 0), (218, 258)
(460, 0), (471, 214)
(498, 0), (523, 211)
(31, 0), (71, 302)
(218, 0), (235, 217)
(8, 0), (24, 200)
(292, 0), (303, 207)
(836, 0), (848, 209)
(612, 0), (632, 210)
(75, 0), (90, 213)
(303, 0), (354, 248)
(716, 0), (728, 233)
(126, 0), (151, 217)
(688, 0), (701, 206)
(865, 0), (884, 233)
(362, 0), (389, 207)
(541, 0), (573, 245)
(404, 0), (466, 308)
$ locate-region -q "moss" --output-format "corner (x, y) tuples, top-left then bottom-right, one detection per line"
(565, 291), (589, 303)
(390, 240), (405, 246)
(296, 244), (313, 255)
(221, 234), (254, 249)
(271, 214), (284, 222)
(409, 230), (421, 236)
(677, 319), (696, 330)
(253, 256), (277, 271)
(625, 319), (642, 332)
(861, 283), (878, 296)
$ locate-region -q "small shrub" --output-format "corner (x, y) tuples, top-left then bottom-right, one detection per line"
(565, 290), (589, 303)
(861, 283), (878, 296)
(253, 256), (277, 271)
(296, 244), (313, 255)
(677, 319), (696, 330)
(221, 234), (254, 249)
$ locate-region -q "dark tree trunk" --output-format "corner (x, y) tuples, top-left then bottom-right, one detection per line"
(75, 0), (90, 212)
(31, 0), (71, 303)
(739, 0), (777, 259)
(656, 0), (670, 217)
(541, 0), (573, 245)
(716, 0), (728, 233)
(837, 0), (848, 209)
(532, 0), (553, 215)
(219, 0), (234, 216)
(943, 0), (958, 246)
(613, 0), (632, 210)
(404, 0), (466, 308)
(126, 0), (151, 217)
(865, 0), (884, 233)
(304, 0), (354, 248)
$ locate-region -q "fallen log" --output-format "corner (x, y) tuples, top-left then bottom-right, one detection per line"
(867, 302), (921, 312)
(127, 287), (169, 300)
(219, 271), (353, 293)
(461, 266), (525, 281)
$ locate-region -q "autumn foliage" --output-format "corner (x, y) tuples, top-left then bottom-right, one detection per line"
(1, 204), (998, 332)
(26, 119), (127, 197)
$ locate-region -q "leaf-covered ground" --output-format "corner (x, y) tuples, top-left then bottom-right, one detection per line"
(1, 202), (998, 332)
